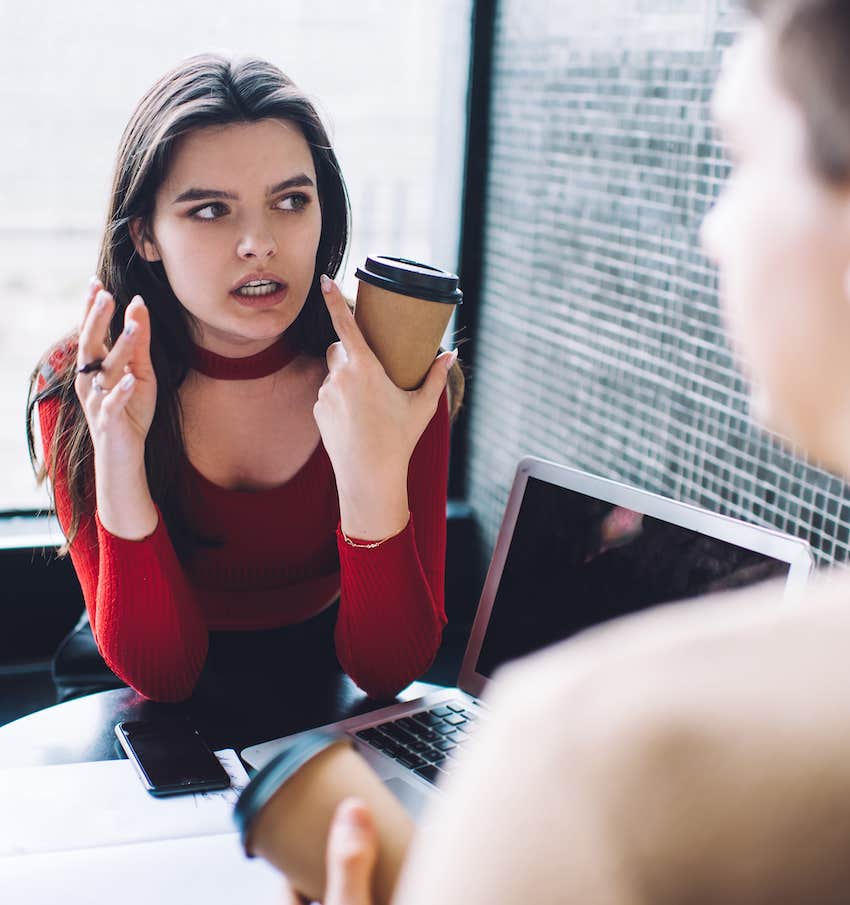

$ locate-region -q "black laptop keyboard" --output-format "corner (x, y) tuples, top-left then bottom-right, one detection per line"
(354, 699), (479, 787)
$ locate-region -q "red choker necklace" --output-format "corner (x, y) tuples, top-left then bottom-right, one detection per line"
(189, 332), (300, 380)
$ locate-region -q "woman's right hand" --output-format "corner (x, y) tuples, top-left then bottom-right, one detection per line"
(75, 278), (157, 471)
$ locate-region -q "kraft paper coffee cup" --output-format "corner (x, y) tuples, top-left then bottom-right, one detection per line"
(234, 730), (414, 905)
(354, 256), (463, 390)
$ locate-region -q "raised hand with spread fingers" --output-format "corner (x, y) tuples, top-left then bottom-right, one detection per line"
(74, 278), (158, 539)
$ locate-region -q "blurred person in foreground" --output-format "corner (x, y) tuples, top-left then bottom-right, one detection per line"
(315, 0), (850, 902)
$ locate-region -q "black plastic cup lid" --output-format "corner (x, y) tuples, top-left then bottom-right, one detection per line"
(234, 729), (348, 856)
(354, 256), (463, 305)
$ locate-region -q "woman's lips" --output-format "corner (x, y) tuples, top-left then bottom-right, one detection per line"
(229, 285), (289, 309)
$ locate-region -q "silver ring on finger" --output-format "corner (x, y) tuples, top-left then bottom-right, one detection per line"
(91, 374), (108, 394)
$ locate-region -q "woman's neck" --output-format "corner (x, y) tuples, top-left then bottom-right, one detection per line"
(188, 331), (300, 381)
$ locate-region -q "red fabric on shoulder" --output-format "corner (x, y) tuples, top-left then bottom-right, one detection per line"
(41, 340), (77, 386)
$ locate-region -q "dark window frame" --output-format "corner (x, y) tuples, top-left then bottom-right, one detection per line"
(449, 0), (497, 500)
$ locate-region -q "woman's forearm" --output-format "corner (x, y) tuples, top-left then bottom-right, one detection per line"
(94, 456), (159, 540)
(337, 474), (410, 542)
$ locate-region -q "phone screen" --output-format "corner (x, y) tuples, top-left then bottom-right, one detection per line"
(116, 720), (230, 794)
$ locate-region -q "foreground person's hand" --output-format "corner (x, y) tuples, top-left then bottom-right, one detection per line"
(324, 799), (378, 905)
(280, 798), (378, 905)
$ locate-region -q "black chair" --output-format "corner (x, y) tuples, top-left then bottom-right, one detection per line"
(51, 610), (126, 703)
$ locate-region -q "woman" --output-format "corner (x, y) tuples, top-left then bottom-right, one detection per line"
(27, 55), (463, 703)
(322, 1), (850, 903)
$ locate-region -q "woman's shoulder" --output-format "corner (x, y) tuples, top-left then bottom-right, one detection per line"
(32, 337), (79, 464)
(37, 338), (78, 390)
(31, 335), (77, 393)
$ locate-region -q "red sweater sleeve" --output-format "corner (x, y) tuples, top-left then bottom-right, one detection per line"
(334, 388), (450, 698)
(37, 390), (207, 703)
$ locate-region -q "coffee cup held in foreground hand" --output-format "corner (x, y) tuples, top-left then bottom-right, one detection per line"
(234, 730), (414, 905)
(354, 256), (463, 390)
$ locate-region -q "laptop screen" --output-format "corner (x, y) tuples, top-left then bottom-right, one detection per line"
(475, 476), (791, 679)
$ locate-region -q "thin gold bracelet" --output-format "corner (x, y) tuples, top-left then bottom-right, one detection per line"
(340, 513), (410, 549)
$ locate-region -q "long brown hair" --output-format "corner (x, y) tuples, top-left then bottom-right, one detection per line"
(27, 53), (465, 559)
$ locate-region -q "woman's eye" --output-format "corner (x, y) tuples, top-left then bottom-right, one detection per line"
(276, 193), (310, 212)
(190, 202), (228, 221)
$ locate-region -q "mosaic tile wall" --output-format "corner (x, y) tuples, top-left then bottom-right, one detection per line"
(465, 0), (850, 568)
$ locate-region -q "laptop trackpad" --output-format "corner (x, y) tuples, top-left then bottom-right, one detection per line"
(384, 777), (429, 820)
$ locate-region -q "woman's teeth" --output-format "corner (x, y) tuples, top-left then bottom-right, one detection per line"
(235, 281), (282, 297)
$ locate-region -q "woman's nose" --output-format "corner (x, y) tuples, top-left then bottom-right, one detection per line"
(237, 220), (278, 260)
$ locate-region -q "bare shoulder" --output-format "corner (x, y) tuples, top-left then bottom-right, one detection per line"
(399, 577), (850, 905)
(490, 572), (850, 737)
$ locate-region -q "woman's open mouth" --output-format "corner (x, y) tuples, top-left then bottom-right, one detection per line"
(230, 279), (288, 308)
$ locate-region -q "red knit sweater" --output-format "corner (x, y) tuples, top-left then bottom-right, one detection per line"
(37, 345), (449, 703)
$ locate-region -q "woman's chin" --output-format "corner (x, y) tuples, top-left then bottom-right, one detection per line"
(750, 386), (850, 477)
(192, 312), (297, 350)
(749, 385), (802, 448)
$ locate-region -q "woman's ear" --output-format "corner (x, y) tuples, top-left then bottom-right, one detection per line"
(129, 218), (161, 262)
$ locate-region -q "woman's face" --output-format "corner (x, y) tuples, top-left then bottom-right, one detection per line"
(701, 25), (850, 474)
(137, 118), (322, 355)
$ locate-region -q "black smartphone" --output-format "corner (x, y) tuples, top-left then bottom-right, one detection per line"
(114, 719), (231, 797)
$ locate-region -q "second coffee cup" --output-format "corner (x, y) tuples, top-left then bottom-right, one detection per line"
(234, 730), (414, 905)
(354, 256), (463, 390)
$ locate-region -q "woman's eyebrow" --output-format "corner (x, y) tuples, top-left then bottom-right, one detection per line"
(172, 173), (315, 204)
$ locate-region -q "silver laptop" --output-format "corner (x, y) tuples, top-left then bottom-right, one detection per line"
(241, 456), (813, 817)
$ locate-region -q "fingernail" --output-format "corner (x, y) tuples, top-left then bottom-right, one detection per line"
(94, 290), (109, 310)
(89, 275), (101, 288)
(320, 274), (333, 293)
(120, 373), (135, 391)
(124, 321), (136, 337)
(131, 294), (145, 307)
(448, 349), (458, 367)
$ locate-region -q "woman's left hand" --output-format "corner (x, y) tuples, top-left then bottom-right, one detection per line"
(314, 274), (456, 540)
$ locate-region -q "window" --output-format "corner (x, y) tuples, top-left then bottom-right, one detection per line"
(2, 0), (471, 510)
